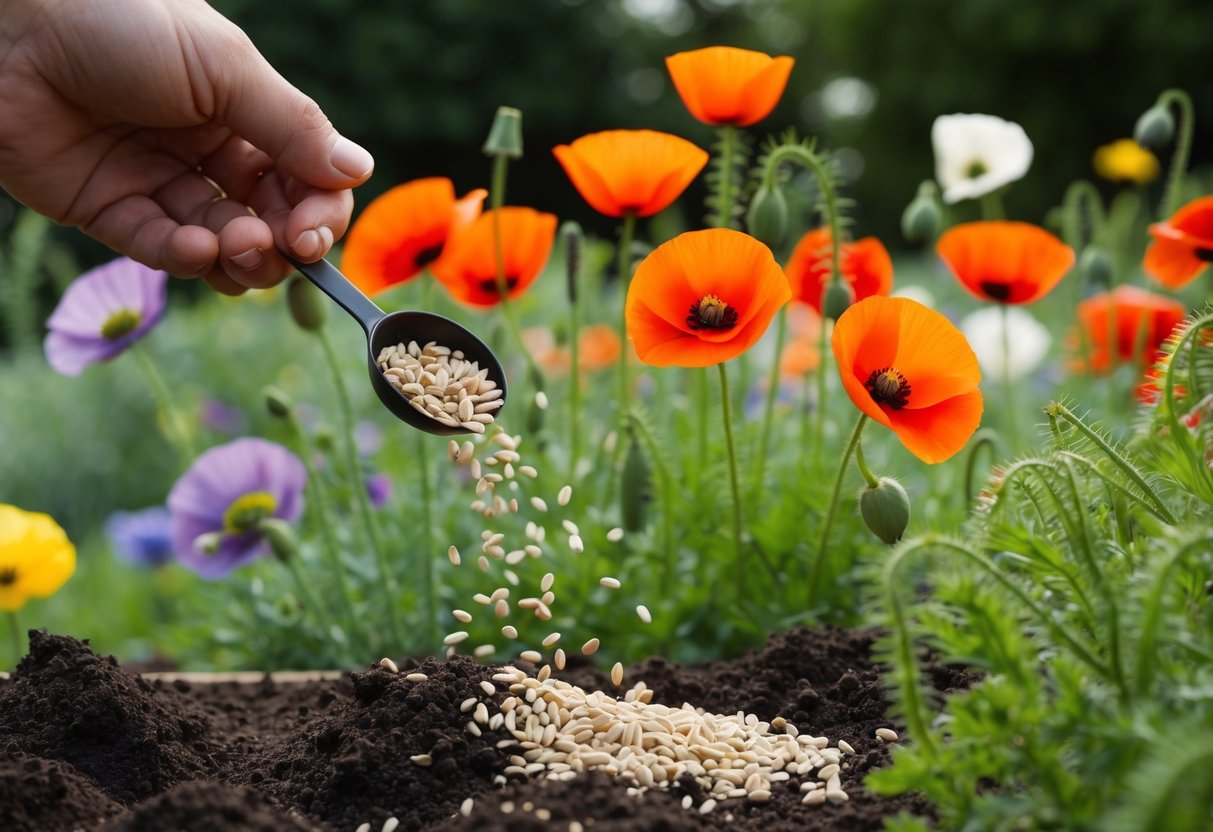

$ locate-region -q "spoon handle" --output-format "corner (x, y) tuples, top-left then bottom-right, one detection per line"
(282, 254), (384, 336)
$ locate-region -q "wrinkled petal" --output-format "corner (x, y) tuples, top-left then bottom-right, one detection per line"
(932, 114), (1033, 204)
(1143, 195), (1213, 289)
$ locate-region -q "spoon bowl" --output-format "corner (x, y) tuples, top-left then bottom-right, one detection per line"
(283, 255), (507, 435)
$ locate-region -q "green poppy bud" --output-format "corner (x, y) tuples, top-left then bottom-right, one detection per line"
(1079, 246), (1114, 287)
(901, 181), (942, 244)
(859, 477), (910, 545)
(745, 184), (788, 248)
(822, 280), (854, 321)
(286, 276), (328, 331)
(561, 221), (584, 305)
(259, 517), (299, 562)
(620, 433), (651, 533)
(263, 386), (293, 419)
(1134, 103), (1175, 150)
(314, 425), (337, 453)
(483, 106), (524, 158)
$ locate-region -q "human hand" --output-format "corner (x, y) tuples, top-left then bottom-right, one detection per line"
(0, 0), (373, 294)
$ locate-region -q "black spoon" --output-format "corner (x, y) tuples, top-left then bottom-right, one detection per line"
(283, 254), (507, 436)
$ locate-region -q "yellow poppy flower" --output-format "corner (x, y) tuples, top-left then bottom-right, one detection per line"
(0, 505), (76, 613)
(1093, 139), (1160, 185)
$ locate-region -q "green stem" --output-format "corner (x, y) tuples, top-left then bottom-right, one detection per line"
(316, 326), (405, 647)
(695, 366), (709, 488)
(1156, 88), (1195, 219)
(717, 362), (745, 603)
(980, 190), (1006, 220)
(280, 552), (337, 645)
(814, 312), (830, 456)
(568, 283), (581, 485)
(715, 126), (738, 229)
(1060, 180), (1107, 252)
(1134, 532), (1213, 696)
(627, 412), (676, 590)
(881, 543), (937, 757)
(7, 611), (19, 667)
(489, 154), (544, 387)
(415, 431), (437, 649)
(615, 213), (637, 420)
(751, 306), (788, 498)
(1045, 401), (1177, 525)
(962, 429), (1000, 507)
(853, 436), (880, 488)
(128, 342), (196, 462)
(808, 413), (868, 604)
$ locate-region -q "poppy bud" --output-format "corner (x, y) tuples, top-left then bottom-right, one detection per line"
(1079, 246), (1114, 287)
(822, 280), (854, 321)
(286, 276), (327, 331)
(314, 425), (337, 453)
(1134, 103), (1175, 150)
(263, 386), (293, 419)
(745, 185), (788, 248)
(859, 477), (910, 545)
(483, 106), (524, 158)
(620, 432), (651, 532)
(901, 181), (942, 244)
(259, 518), (299, 562)
(562, 221), (584, 305)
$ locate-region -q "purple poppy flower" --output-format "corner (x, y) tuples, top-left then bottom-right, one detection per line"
(366, 472), (392, 509)
(167, 438), (306, 579)
(43, 257), (169, 376)
(105, 506), (174, 568)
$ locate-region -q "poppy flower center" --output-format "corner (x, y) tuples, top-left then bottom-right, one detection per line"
(0, 567), (17, 586)
(686, 294), (739, 330)
(478, 275), (519, 296)
(1196, 247), (1213, 263)
(413, 243), (443, 270)
(865, 367), (912, 409)
(222, 491), (278, 534)
(100, 308), (141, 340)
(965, 159), (989, 179)
(979, 281), (1013, 302)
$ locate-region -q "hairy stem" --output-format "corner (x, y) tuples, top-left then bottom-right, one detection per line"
(808, 413), (868, 604)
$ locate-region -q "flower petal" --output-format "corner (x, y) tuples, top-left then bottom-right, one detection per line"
(937, 221), (1073, 305)
(888, 390), (985, 464)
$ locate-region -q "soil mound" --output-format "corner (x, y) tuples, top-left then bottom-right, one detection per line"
(0, 752), (122, 830)
(102, 780), (321, 832)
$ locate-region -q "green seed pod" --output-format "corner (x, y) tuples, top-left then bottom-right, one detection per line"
(620, 432), (651, 533)
(258, 518), (299, 562)
(1134, 103), (1175, 150)
(745, 184), (788, 248)
(859, 477), (911, 545)
(313, 424), (337, 453)
(1079, 246), (1114, 287)
(901, 181), (942, 244)
(286, 276), (328, 331)
(822, 280), (854, 321)
(263, 386), (293, 419)
(483, 106), (524, 158)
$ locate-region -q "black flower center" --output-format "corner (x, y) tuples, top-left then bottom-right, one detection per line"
(865, 367), (912, 409)
(965, 159), (989, 179)
(1195, 247), (1213, 263)
(479, 275), (519, 296)
(980, 281), (1013, 302)
(0, 567), (17, 586)
(413, 244), (443, 270)
(686, 294), (738, 331)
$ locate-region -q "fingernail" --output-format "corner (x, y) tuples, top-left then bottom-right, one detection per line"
(230, 247), (263, 270)
(330, 137), (374, 179)
(316, 225), (334, 253)
(292, 230), (322, 259)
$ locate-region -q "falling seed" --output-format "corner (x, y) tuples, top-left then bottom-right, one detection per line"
(447, 440), (459, 460)
(519, 465), (538, 478)
(405, 672), (428, 682)
(473, 593), (492, 605)
(636, 605), (652, 624)
(607, 527), (624, 542)
(561, 519), (579, 535)
(554, 648), (566, 670)
(535, 391), (549, 410)
(478, 555), (490, 572)
(582, 638), (600, 655)
(530, 496), (548, 512)
(542, 632), (561, 648)
(875, 727), (899, 743)
(541, 572), (555, 592)
(494, 599), (509, 618)
(502, 625), (518, 639)
(557, 485), (572, 506)
(378, 657), (399, 674)
(541, 591), (555, 606)
(443, 631), (470, 646)
(491, 587), (510, 602)
(525, 544), (542, 558)
(473, 644), (496, 658)
(458, 441), (475, 464)
(569, 534), (584, 553)
(447, 545), (461, 566)
(452, 609), (472, 623)
(611, 662), (623, 685)
(600, 577), (621, 589)
(520, 650), (542, 664)
(504, 569), (520, 586)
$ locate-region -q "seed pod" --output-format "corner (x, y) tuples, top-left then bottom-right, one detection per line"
(745, 184), (788, 248)
(859, 477), (910, 545)
(900, 181), (942, 244)
(263, 386), (293, 419)
(483, 106), (523, 158)
(1134, 102), (1175, 149)
(286, 276), (328, 331)
(562, 221), (584, 305)
(1079, 246), (1114, 287)
(821, 280), (854, 321)
(259, 517), (300, 562)
(620, 430), (651, 533)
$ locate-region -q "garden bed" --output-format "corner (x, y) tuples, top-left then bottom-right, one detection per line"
(0, 627), (972, 831)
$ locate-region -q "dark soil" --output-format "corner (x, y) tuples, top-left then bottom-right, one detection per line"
(0, 627), (969, 832)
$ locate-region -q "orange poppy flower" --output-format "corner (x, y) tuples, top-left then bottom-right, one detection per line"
(1143, 195), (1213, 289)
(1076, 285), (1187, 373)
(340, 178), (486, 296)
(665, 46), (795, 127)
(626, 228), (791, 367)
(832, 295), (983, 464)
(785, 228), (894, 312)
(936, 221), (1074, 305)
(429, 208), (557, 308)
(552, 130), (708, 218)
(578, 324), (622, 371)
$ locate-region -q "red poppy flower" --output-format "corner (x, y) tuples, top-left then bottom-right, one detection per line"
(626, 228), (791, 367)
(936, 221), (1074, 305)
(340, 178), (486, 296)
(1076, 286), (1187, 373)
(1143, 195), (1213, 289)
(832, 295), (983, 464)
(552, 130), (708, 218)
(785, 228), (894, 312)
(665, 46), (795, 127)
(429, 208), (557, 308)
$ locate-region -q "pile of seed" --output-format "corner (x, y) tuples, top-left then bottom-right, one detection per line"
(376, 341), (503, 433)
(481, 664), (854, 812)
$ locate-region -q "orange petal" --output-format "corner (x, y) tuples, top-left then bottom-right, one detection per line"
(888, 300), (981, 409)
(553, 143), (624, 217)
(736, 56), (795, 126)
(665, 47), (793, 126)
(936, 221), (1074, 305)
(888, 389), (985, 464)
(431, 208), (557, 308)
(553, 131), (707, 218)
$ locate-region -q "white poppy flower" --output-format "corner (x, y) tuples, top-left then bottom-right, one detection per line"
(892, 284), (937, 309)
(960, 306), (1051, 381)
(932, 114), (1034, 204)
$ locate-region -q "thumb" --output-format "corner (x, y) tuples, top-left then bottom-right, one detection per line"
(208, 30), (374, 189)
